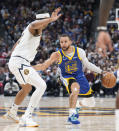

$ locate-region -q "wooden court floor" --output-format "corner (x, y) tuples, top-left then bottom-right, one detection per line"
(0, 96), (117, 131)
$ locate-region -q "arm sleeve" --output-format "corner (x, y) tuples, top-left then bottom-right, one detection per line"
(78, 48), (102, 74)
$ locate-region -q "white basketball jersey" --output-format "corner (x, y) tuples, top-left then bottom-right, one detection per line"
(11, 25), (41, 62)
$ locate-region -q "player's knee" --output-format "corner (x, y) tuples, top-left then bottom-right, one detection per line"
(21, 84), (32, 94)
(71, 83), (79, 95)
(72, 87), (79, 95)
(35, 80), (47, 92)
(41, 80), (47, 90)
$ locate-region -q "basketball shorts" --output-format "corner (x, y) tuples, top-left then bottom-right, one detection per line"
(8, 56), (43, 85)
(61, 75), (93, 97)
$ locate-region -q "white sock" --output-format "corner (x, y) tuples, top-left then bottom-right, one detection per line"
(115, 109), (119, 131)
(10, 103), (18, 114)
(69, 108), (76, 117)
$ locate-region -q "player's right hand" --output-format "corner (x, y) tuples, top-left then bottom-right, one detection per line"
(51, 7), (62, 22)
(96, 31), (113, 57)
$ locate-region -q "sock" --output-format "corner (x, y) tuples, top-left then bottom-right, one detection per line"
(10, 103), (18, 114)
(115, 109), (119, 131)
(69, 108), (77, 117)
(24, 105), (34, 117)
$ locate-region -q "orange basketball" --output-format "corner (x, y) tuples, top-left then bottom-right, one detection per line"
(101, 72), (116, 88)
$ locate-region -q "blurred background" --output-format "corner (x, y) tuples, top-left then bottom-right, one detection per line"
(0, 0), (119, 97)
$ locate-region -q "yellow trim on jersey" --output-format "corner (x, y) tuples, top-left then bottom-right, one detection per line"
(79, 87), (93, 96)
(62, 46), (75, 60)
(77, 47), (82, 61)
(58, 51), (62, 64)
(63, 77), (75, 94)
(63, 77), (93, 96)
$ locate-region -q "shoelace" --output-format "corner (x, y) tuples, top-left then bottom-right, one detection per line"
(27, 114), (33, 121)
(70, 114), (78, 121)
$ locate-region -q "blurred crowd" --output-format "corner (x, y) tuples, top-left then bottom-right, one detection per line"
(0, 0), (119, 97)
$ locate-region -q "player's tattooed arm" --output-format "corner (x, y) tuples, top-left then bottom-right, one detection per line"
(29, 7), (61, 32)
(33, 52), (60, 71)
(99, 0), (114, 26)
(96, 0), (114, 56)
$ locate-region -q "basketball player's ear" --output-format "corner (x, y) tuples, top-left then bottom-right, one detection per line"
(69, 39), (72, 45)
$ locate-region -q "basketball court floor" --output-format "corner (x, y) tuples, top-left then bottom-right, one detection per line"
(0, 96), (116, 131)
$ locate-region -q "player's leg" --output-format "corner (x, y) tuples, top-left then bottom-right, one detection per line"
(68, 81), (80, 124)
(14, 84), (32, 105)
(3, 84), (32, 122)
(62, 77), (80, 124)
(116, 89), (119, 130)
(76, 76), (95, 108)
(78, 97), (95, 107)
(19, 68), (47, 127)
(113, 70), (119, 130)
(69, 82), (80, 109)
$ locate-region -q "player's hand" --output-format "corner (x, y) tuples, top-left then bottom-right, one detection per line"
(101, 71), (107, 77)
(96, 31), (113, 57)
(51, 7), (62, 22)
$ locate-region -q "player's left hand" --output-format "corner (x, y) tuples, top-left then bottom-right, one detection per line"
(51, 7), (62, 22)
(96, 31), (113, 57)
(101, 71), (108, 77)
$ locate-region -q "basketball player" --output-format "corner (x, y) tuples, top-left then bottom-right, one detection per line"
(96, 0), (119, 130)
(3, 8), (62, 127)
(33, 34), (104, 124)
(96, 0), (114, 56)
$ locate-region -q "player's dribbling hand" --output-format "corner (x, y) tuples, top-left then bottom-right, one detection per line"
(96, 31), (113, 57)
(101, 71), (108, 77)
(51, 7), (62, 22)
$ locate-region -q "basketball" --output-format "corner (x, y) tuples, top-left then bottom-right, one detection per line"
(101, 72), (116, 88)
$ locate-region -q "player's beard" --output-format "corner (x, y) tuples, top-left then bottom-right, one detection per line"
(62, 45), (70, 51)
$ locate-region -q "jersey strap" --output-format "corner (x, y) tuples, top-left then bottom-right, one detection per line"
(77, 47), (82, 61)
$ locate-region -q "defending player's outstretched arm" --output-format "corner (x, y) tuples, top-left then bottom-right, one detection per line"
(29, 8), (61, 31)
(33, 52), (60, 71)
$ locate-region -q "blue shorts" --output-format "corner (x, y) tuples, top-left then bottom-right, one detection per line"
(61, 75), (93, 96)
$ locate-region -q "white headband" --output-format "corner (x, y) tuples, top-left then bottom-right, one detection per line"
(36, 13), (50, 19)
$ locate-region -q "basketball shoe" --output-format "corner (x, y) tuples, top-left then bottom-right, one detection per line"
(68, 113), (80, 124)
(3, 110), (19, 123)
(19, 114), (39, 127)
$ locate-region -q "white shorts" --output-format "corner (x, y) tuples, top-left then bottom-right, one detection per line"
(8, 57), (43, 85)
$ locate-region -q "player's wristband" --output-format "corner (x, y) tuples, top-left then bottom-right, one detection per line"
(97, 26), (107, 32)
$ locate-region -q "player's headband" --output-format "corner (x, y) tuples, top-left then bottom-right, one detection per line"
(36, 13), (50, 19)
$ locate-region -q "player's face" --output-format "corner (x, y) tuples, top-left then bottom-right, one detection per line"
(60, 37), (72, 51)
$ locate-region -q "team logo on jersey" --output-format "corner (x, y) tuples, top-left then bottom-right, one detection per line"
(24, 69), (29, 75)
(65, 61), (78, 74)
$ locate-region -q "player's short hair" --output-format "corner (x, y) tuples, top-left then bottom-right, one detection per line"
(59, 34), (72, 41)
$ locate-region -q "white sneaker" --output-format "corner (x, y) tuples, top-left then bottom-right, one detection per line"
(19, 115), (39, 127)
(3, 111), (19, 123)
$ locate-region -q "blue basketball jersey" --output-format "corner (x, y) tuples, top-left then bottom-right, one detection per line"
(58, 46), (84, 77)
